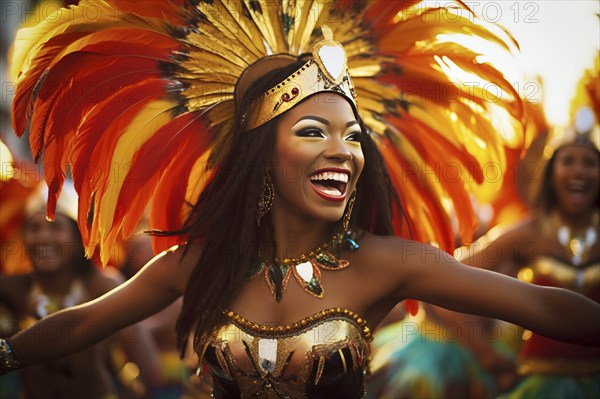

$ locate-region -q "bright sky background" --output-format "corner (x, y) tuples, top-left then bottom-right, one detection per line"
(477, 0), (599, 126)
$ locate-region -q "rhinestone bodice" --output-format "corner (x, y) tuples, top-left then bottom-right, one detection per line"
(204, 308), (372, 399)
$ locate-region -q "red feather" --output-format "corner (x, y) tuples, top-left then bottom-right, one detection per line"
(12, 32), (88, 138)
(404, 299), (420, 317)
(24, 27), (180, 231)
(150, 141), (209, 253)
(378, 136), (455, 249)
(114, 112), (213, 240)
(392, 117), (480, 244)
(23, 29), (178, 160)
(71, 78), (169, 245)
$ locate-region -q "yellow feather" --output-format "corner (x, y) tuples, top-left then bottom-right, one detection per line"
(182, 151), (213, 222)
(97, 99), (177, 263)
(11, 0), (172, 82)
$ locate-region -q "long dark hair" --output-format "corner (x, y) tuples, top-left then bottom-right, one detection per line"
(171, 56), (405, 356)
(66, 217), (96, 276)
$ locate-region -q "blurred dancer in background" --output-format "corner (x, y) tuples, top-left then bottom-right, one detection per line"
(458, 106), (600, 397)
(0, 183), (162, 399)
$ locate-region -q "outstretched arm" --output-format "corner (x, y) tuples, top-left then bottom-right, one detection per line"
(371, 238), (600, 346)
(413, 244), (599, 345)
(2, 244), (198, 371)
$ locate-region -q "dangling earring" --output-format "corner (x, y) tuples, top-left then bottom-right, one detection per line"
(342, 189), (357, 231)
(257, 170), (274, 227)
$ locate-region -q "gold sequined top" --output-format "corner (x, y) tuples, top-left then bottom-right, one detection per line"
(517, 256), (600, 375)
(204, 308), (372, 399)
(518, 256), (600, 294)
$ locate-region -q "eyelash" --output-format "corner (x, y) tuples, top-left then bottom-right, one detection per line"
(296, 128), (325, 138)
(345, 132), (362, 142)
(296, 128), (362, 142)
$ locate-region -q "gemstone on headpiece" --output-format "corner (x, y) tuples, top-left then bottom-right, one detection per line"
(316, 45), (346, 83)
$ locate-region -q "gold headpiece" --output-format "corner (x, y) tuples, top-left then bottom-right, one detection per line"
(544, 106), (600, 159)
(240, 26), (356, 132)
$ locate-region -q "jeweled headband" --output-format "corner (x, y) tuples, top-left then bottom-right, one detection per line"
(237, 26), (357, 132)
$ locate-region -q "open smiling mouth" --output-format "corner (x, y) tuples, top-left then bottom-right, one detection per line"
(309, 170), (350, 202)
(565, 181), (590, 202)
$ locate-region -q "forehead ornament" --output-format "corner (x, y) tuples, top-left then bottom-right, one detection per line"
(243, 26), (356, 132)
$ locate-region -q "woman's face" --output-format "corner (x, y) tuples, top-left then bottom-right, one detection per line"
(272, 93), (365, 225)
(551, 145), (599, 215)
(23, 212), (80, 274)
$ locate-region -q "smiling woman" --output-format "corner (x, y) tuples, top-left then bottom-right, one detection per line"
(543, 142), (599, 217)
(2, 1), (600, 398)
(272, 93), (365, 223)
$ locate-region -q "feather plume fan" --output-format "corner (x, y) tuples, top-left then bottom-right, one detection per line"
(11, 0), (530, 264)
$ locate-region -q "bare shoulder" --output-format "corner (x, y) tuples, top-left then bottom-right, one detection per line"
(346, 232), (450, 305)
(351, 232), (441, 282)
(354, 232), (437, 268)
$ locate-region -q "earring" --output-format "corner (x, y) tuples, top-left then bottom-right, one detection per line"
(257, 170), (274, 227)
(342, 189), (357, 231)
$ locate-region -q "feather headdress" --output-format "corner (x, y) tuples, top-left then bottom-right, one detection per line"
(11, 0), (528, 264)
(570, 52), (599, 125)
(545, 53), (600, 158)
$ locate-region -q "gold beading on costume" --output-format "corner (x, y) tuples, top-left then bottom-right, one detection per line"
(209, 308), (372, 397)
(224, 308), (373, 343)
(545, 210), (599, 268)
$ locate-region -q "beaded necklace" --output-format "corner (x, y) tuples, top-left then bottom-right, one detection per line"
(551, 210), (599, 267)
(248, 230), (360, 302)
(29, 278), (86, 318)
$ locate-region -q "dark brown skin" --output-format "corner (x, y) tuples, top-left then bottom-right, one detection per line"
(6, 95), (600, 374)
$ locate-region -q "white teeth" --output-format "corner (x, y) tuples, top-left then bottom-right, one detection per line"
(309, 171), (349, 182)
(567, 181), (586, 191)
(321, 188), (342, 195)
